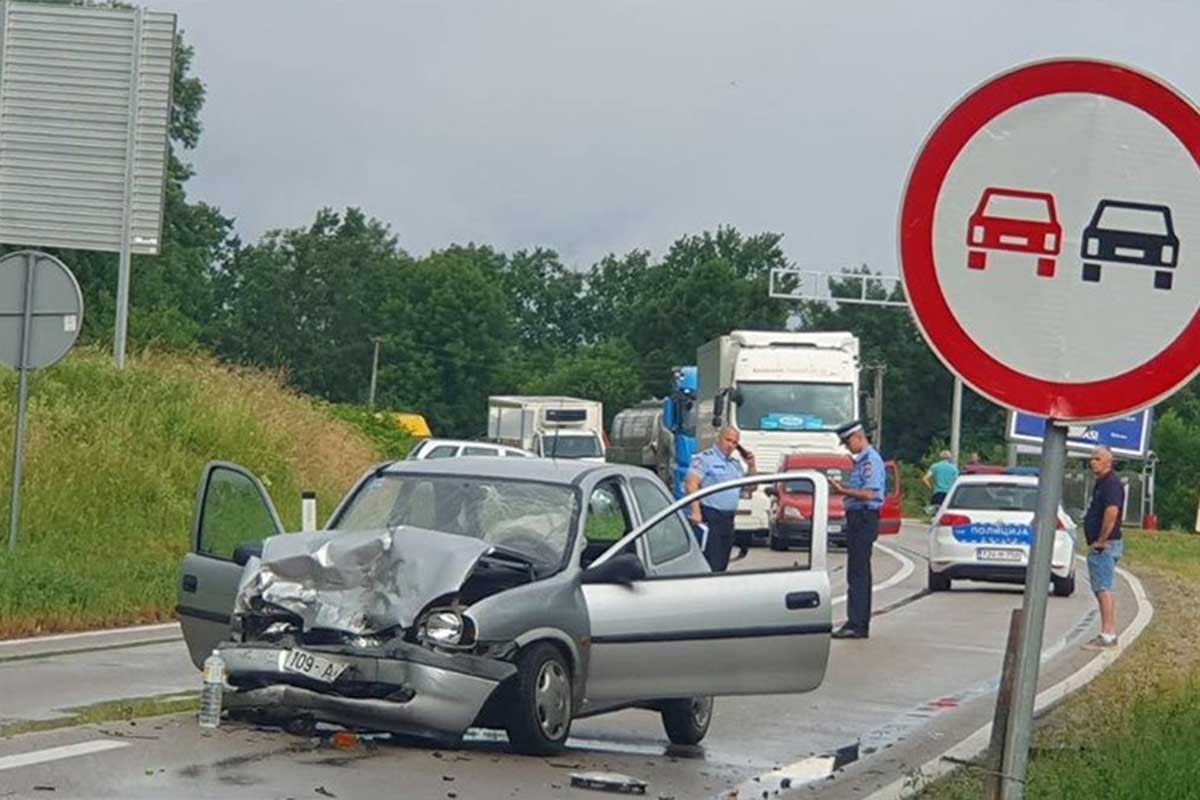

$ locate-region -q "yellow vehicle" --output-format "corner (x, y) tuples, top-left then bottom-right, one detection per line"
(392, 412), (432, 439)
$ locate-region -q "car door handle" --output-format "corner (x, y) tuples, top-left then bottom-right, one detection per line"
(182, 574), (198, 593)
(785, 591), (820, 610)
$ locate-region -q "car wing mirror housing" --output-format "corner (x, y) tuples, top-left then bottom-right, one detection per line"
(581, 552), (646, 586)
(233, 541), (264, 567)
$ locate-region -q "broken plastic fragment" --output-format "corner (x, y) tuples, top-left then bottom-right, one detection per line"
(569, 771), (648, 795)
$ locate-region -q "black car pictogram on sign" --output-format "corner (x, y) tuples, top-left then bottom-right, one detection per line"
(1080, 200), (1179, 290)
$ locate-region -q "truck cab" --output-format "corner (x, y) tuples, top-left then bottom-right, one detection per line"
(696, 332), (860, 535)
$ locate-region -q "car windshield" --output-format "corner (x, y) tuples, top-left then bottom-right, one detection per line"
(948, 483), (1038, 512)
(736, 382), (854, 432)
(784, 468), (845, 493)
(542, 433), (603, 458)
(334, 474), (578, 566)
(1096, 205), (1169, 235)
(982, 193), (1052, 221)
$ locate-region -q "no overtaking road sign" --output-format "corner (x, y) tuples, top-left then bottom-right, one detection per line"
(900, 58), (1200, 422)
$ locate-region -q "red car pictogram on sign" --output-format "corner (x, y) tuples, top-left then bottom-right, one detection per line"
(966, 187), (1062, 277)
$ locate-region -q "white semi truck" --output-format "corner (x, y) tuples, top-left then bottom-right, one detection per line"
(696, 331), (861, 533)
(487, 395), (606, 462)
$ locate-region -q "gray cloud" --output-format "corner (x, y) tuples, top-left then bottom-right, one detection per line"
(155, 0), (1200, 272)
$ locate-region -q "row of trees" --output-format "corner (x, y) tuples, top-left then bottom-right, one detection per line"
(6, 31), (1197, 528)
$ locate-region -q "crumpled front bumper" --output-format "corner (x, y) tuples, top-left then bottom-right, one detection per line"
(217, 642), (516, 738)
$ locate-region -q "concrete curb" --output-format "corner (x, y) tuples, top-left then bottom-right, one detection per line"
(0, 622), (182, 662)
(859, 562), (1154, 799)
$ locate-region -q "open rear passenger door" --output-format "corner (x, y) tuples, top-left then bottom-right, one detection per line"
(881, 461), (902, 535)
(177, 462), (284, 668)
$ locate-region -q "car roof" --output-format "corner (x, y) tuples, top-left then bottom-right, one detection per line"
(383, 456), (612, 484)
(419, 438), (520, 450)
(951, 474), (1039, 487)
(782, 453), (851, 467)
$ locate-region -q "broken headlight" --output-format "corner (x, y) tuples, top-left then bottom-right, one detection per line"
(418, 610), (475, 647)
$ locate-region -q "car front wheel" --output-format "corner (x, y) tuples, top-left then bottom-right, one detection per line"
(505, 643), (573, 754)
(661, 696), (713, 745)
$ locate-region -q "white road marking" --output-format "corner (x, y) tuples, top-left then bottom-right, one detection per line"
(832, 542), (915, 607)
(862, 562), (1153, 799)
(0, 740), (129, 772)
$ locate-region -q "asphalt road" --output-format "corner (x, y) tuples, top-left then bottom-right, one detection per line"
(0, 523), (1138, 799)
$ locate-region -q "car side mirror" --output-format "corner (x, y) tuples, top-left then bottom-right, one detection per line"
(233, 541), (264, 566)
(581, 553), (646, 586)
(731, 389), (744, 406)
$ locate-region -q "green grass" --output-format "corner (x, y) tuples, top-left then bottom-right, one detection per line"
(0, 348), (383, 638)
(0, 692), (201, 739)
(919, 530), (1200, 799)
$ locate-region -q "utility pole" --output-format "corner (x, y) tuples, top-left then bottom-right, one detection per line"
(950, 376), (963, 463)
(367, 338), (381, 409)
(863, 362), (887, 450)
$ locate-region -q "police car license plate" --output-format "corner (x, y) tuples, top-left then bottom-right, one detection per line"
(978, 548), (1023, 563)
(278, 649), (348, 683)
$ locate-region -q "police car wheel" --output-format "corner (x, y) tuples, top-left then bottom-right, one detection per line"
(1051, 574), (1075, 597)
(661, 696), (713, 745)
(928, 566), (951, 593)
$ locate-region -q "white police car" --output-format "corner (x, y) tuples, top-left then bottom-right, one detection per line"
(927, 474), (1076, 596)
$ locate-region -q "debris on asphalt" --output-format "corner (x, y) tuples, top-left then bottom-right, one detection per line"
(442, 775), (455, 782)
(331, 732), (358, 750)
(314, 787), (336, 798)
(569, 771), (648, 795)
(32, 787), (55, 792)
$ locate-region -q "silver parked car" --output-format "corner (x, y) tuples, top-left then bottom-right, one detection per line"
(177, 458), (833, 753)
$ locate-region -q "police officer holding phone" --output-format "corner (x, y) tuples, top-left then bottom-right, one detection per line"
(828, 420), (885, 639)
(685, 425), (756, 572)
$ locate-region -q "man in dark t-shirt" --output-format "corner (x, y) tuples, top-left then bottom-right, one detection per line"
(1082, 446), (1125, 650)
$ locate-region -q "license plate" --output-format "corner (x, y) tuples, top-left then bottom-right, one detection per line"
(978, 548), (1024, 563)
(278, 649), (349, 684)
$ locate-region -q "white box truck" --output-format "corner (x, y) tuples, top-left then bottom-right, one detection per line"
(695, 331), (861, 533)
(487, 396), (606, 462)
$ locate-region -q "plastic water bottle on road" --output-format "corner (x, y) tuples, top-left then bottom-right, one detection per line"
(199, 649), (225, 729)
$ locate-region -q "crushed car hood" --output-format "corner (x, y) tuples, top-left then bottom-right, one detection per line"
(235, 527), (494, 634)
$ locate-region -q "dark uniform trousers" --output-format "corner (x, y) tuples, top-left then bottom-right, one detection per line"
(700, 505), (737, 573)
(845, 508), (880, 632)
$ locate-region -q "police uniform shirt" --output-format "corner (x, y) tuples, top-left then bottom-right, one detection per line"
(689, 446), (746, 512)
(845, 445), (885, 511)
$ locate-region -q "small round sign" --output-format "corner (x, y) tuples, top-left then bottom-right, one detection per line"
(0, 250), (84, 371)
(900, 59), (1200, 421)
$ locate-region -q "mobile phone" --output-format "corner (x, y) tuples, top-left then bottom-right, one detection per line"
(736, 444), (753, 459)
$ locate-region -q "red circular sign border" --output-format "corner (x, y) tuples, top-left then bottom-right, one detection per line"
(900, 59), (1200, 421)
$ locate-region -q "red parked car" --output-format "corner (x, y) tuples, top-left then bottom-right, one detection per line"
(766, 453), (902, 550)
(966, 187), (1062, 278)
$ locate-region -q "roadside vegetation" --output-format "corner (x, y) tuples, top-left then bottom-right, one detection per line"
(0, 348), (382, 638)
(918, 530), (1200, 799)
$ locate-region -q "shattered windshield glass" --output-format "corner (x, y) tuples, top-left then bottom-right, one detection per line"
(335, 475), (577, 566)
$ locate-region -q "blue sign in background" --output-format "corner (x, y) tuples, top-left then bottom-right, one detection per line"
(1008, 409), (1152, 457)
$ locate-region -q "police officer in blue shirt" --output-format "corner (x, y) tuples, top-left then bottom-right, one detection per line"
(685, 425), (756, 572)
(829, 420), (885, 639)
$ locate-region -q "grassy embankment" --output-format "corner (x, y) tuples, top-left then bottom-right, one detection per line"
(919, 530), (1200, 799)
(0, 348), (389, 638)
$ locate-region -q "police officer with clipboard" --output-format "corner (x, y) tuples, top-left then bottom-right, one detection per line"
(828, 420), (885, 640)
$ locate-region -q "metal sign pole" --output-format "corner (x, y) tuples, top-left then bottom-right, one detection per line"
(8, 253), (36, 550)
(950, 376), (963, 463)
(998, 420), (1067, 799)
(113, 6), (143, 370)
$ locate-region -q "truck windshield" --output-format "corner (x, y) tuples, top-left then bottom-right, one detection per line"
(735, 382), (854, 432)
(542, 433), (603, 458)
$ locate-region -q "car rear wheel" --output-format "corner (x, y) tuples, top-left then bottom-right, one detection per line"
(661, 696), (713, 745)
(1051, 574), (1075, 597)
(768, 527), (788, 551)
(505, 643), (572, 755)
(928, 566), (951, 593)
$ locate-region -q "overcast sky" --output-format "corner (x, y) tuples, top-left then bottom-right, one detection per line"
(153, 0), (1200, 273)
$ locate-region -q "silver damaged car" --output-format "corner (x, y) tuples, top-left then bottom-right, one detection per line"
(177, 458), (833, 754)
